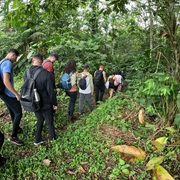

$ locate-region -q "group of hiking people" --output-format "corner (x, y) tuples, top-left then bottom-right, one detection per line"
(0, 48), (125, 167)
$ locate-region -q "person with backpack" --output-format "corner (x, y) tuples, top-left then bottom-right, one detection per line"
(42, 53), (59, 89)
(23, 54), (58, 145)
(0, 131), (6, 167)
(94, 65), (106, 104)
(63, 60), (79, 122)
(78, 64), (94, 115)
(0, 49), (24, 146)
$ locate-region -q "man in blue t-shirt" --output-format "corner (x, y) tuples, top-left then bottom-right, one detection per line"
(0, 49), (23, 146)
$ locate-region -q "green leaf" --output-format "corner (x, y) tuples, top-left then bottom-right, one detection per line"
(165, 127), (178, 134)
(145, 156), (164, 171)
(119, 159), (125, 165)
(122, 168), (129, 174)
(174, 113), (180, 128)
(133, 129), (148, 138)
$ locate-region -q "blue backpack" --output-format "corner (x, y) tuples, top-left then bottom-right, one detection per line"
(61, 72), (72, 90)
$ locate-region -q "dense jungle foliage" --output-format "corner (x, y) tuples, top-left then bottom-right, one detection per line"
(0, 0), (180, 179)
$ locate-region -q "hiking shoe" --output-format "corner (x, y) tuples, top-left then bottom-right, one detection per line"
(8, 137), (24, 146)
(34, 138), (45, 146)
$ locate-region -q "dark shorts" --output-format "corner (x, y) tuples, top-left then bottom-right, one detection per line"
(109, 82), (116, 89)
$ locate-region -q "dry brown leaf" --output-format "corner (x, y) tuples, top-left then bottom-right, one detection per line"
(79, 165), (86, 173)
(153, 165), (174, 180)
(111, 145), (146, 162)
(138, 108), (145, 123)
(67, 170), (76, 175)
(42, 159), (51, 166)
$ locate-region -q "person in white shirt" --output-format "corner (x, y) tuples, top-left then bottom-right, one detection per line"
(78, 64), (94, 115)
(113, 72), (123, 91)
(113, 72), (123, 86)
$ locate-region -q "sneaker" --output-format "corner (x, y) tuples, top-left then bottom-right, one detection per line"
(8, 137), (24, 146)
(34, 138), (45, 146)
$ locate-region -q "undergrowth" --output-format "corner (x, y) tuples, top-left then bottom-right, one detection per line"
(0, 78), (180, 179)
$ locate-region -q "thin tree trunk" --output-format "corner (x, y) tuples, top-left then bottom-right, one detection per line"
(148, 0), (153, 59)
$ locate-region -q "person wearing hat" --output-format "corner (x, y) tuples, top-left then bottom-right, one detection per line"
(78, 64), (94, 115)
(94, 65), (106, 104)
(42, 53), (59, 89)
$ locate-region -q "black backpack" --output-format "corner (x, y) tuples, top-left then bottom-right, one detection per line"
(79, 78), (87, 90)
(94, 70), (103, 86)
(0, 59), (7, 94)
(20, 68), (43, 112)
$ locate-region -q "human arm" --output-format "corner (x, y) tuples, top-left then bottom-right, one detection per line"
(3, 72), (20, 100)
(89, 74), (94, 94)
(102, 71), (106, 83)
(94, 71), (96, 77)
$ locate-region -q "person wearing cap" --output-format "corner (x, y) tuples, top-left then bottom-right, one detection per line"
(78, 64), (94, 115)
(42, 53), (59, 89)
(94, 65), (106, 104)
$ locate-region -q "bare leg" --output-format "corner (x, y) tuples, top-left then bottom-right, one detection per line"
(109, 88), (113, 98)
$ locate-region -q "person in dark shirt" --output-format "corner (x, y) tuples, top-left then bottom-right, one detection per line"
(24, 54), (58, 145)
(94, 65), (106, 104)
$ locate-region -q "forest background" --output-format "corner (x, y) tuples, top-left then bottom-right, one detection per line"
(0, 0), (180, 179)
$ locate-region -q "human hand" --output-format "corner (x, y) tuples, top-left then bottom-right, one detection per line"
(53, 105), (58, 110)
(15, 94), (20, 101)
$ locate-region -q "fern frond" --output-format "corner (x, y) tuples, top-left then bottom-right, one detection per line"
(13, 42), (24, 49)
(21, 28), (33, 39)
